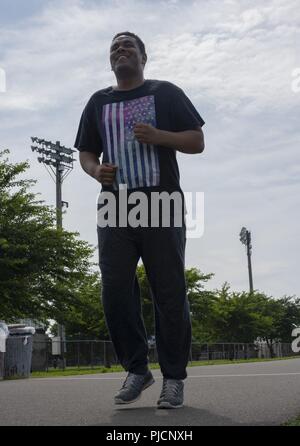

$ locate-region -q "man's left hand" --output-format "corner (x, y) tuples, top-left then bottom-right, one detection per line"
(133, 123), (161, 145)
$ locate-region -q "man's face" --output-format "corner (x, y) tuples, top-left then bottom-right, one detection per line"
(110, 35), (146, 76)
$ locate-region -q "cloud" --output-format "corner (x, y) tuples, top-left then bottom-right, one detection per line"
(0, 0), (299, 298)
(1, 0), (298, 113)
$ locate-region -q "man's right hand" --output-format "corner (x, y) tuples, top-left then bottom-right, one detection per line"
(92, 163), (118, 186)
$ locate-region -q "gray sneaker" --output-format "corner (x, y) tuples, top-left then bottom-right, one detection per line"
(157, 378), (184, 409)
(114, 370), (155, 405)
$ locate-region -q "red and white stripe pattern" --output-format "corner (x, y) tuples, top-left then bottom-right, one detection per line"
(102, 96), (160, 190)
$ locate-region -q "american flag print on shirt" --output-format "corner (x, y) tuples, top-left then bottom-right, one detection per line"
(102, 95), (160, 190)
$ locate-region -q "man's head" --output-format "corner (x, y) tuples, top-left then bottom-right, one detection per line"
(110, 32), (147, 78)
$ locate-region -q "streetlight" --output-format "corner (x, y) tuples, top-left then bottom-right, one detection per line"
(239, 227), (254, 293)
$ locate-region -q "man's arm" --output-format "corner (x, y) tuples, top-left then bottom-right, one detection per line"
(79, 151), (117, 186)
(156, 126), (204, 154)
(79, 151), (99, 177)
(134, 124), (205, 154)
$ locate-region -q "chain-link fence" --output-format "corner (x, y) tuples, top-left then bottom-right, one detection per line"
(189, 342), (296, 361)
(31, 339), (300, 372)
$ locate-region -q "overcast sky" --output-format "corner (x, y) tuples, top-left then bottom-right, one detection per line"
(0, 0), (299, 298)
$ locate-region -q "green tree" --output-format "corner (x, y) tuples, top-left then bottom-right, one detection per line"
(209, 286), (300, 355)
(55, 271), (109, 340)
(0, 150), (96, 326)
(256, 295), (300, 357)
(185, 268), (216, 342)
(211, 286), (272, 343)
(275, 296), (300, 342)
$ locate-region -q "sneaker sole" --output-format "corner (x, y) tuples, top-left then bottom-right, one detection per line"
(157, 401), (183, 409)
(114, 377), (155, 405)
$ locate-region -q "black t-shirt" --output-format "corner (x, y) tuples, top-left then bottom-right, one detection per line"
(74, 79), (205, 195)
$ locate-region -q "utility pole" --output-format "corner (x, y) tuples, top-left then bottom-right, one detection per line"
(56, 163), (63, 229)
(239, 227), (254, 293)
(30, 137), (75, 368)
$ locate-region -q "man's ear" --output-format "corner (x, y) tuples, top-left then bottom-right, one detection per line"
(142, 53), (147, 66)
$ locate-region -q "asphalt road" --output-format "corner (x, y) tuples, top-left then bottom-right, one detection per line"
(1, 358), (300, 426)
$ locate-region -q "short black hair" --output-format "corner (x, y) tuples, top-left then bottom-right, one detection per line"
(111, 32), (146, 57)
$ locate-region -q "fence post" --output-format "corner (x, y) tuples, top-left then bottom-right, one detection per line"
(91, 341), (93, 369)
(46, 341), (49, 372)
(77, 342), (80, 368)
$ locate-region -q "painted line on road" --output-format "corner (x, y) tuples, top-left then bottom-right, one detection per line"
(188, 372), (300, 378)
(34, 372), (300, 381)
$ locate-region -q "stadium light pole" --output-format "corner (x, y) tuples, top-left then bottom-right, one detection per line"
(30, 137), (76, 368)
(239, 227), (254, 293)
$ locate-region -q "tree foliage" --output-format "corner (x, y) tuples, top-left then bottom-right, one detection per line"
(0, 150), (96, 326)
(50, 272), (109, 340)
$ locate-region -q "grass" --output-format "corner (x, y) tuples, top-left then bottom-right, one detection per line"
(282, 416), (300, 426)
(30, 355), (300, 379)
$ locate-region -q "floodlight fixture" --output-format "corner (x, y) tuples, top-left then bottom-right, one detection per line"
(239, 226), (254, 293)
(239, 227), (248, 245)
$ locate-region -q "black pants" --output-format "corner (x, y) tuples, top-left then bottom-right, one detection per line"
(97, 223), (191, 380)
